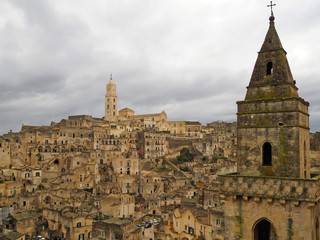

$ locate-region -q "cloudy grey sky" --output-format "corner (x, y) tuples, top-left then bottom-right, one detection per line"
(0, 0), (320, 135)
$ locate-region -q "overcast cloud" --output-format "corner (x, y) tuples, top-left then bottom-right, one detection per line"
(0, 0), (320, 135)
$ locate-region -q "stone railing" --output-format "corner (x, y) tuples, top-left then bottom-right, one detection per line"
(219, 173), (320, 202)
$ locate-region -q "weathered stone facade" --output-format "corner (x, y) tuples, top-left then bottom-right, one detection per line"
(220, 14), (320, 240)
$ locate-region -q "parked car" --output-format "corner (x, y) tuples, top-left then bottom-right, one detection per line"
(145, 223), (152, 228)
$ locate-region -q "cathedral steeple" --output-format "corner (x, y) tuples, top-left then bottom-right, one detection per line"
(221, 6), (317, 240)
(245, 13), (298, 101)
(237, 13), (310, 178)
(105, 74), (118, 122)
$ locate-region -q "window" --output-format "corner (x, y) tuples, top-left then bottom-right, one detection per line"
(188, 227), (194, 234)
(216, 219), (221, 226)
(180, 123), (182, 127)
(267, 61), (273, 75)
(77, 222), (81, 227)
(78, 234), (84, 240)
(107, 105), (109, 109)
(262, 142), (272, 166)
(36, 172), (40, 177)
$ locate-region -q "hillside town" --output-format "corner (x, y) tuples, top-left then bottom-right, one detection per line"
(0, 73), (239, 240)
(1, 10), (320, 240)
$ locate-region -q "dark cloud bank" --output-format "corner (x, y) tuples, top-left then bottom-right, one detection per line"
(0, 0), (320, 134)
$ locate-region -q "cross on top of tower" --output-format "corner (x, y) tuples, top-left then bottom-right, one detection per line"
(267, 1), (276, 16)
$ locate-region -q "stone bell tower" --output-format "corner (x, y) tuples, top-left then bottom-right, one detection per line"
(237, 11), (310, 179)
(105, 75), (118, 122)
(220, 11), (320, 240)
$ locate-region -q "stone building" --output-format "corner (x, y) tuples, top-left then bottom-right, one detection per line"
(185, 121), (202, 138)
(220, 13), (320, 239)
(2, 211), (37, 238)
(105, 75), (118, 122)
(112, 157), (140, 176)
(168, 121), (202, 138)
(42, 205), (94, 240)
(138, 130), (169, 160)
(200, 121), (237, 159)
(165, 207), (213, 239)
(168, 121), (186, 136)
(92, 217), (141, 240)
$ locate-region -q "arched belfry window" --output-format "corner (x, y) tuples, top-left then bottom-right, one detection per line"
(262, 142), (272, 166)
(266, 61), (273, 75)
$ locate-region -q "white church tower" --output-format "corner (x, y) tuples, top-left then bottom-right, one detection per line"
(105, 75), (117, 122)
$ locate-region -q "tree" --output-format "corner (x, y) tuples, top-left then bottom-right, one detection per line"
(176, 147), (194, 163)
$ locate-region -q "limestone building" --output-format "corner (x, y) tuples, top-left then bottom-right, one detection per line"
(220, 12), (320, 239)
(105, 75), (118, 122)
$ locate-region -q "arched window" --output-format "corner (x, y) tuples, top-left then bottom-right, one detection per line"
(262, 142), (272, 166)
(266, 61), (273, 75)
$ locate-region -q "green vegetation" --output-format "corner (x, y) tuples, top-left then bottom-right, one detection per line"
(179, 167), (188, 172)
(287, 218), (293, 240)
(157, 167), (170, 172)
(176, 147), (194, 163)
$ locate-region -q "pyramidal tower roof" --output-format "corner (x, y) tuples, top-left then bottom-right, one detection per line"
(108, 74), (115, 86)
(245, 13), (299, 101)
(259, 14), (283, 53)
